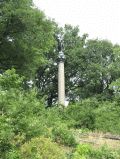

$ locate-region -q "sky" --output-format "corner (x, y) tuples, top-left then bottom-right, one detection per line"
(33, 0), (120, 44)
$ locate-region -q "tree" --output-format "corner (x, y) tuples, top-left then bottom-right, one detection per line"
(36, 25), (87, 106)
(73, 39), (116, 100)
(0, 69), (46, 158)
(36, 25), (120, 105)
(0, 0), (55, 77)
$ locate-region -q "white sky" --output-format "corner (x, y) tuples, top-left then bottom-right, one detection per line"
(33, 0), (120, 44)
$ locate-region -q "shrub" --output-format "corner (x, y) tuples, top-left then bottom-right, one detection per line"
(72, 144), (120, 159)
(65, 98), (98, 129)
(52, 124), (77, 147)
(90, 146), (120, 159)
(20, 136), (67, 159)
(6, 149), (21, 159)
(0, 69), (49, 157)
(0, 115), (14, 158)
(0, 68), (24, 90)
(43, 107), (64, 127)
(72, 144), (92, 159)
(95, 101), (120, 134)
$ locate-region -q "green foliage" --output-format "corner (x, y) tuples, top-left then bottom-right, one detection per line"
(109, 78), (120, 94)
(72, 144), (120, 159)
(65, 98), (98, 129)
(20, 137), (67, 159)
(72, 144), (92, 159)
(52, 124), (77, 146)
(42, 107), (64, 127)
(1, 0), (120, 157)
(36, 26), (120, 105)
(95, 101), (120, 134)
(90, 146), (120, 159)
(5, 149), (21, 159)
(0, 69), (47, 157)
(0, 69), (76, 158)
(0, 0), (55, 76)
(64, 98), (120, 135)
(1, 69), (120, 158)
(0, 115), (14, 157)
(0, 68), (23, 90)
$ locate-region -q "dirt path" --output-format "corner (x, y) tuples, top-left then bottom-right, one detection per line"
(73, 130), (120, 149)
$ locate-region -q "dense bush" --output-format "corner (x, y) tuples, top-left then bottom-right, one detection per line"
(72, 144), (120, 159)
(90, 146), (120, 159)
(64, 98), (98, 129)
(52, 124), (77, 146)
(72, 144), (91, 159)
(1, 69), (120, 158)
(0, 116), (14, 158)
(64, 98), (120, 135)
(20, 137), (67, 159)
(0, 69), (50, 157)
(43, 107), (64, 127)
(0, 69), (75, 158)
(95, 101), (120, 134)
(5, 149), (21, 159)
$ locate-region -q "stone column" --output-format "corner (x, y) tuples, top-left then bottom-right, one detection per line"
(58, 60), (65, 105)
(56, 34), (65, 106)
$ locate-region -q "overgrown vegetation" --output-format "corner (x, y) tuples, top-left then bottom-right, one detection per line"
(1, 0), (120, 158)
(72, 144), (120, 159)
(1, 69), (120, 158)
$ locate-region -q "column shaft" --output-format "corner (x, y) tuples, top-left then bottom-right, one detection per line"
(58, 61), (65, 105)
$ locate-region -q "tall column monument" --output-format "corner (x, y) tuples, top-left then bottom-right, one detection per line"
(57, 35), (65, 106)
